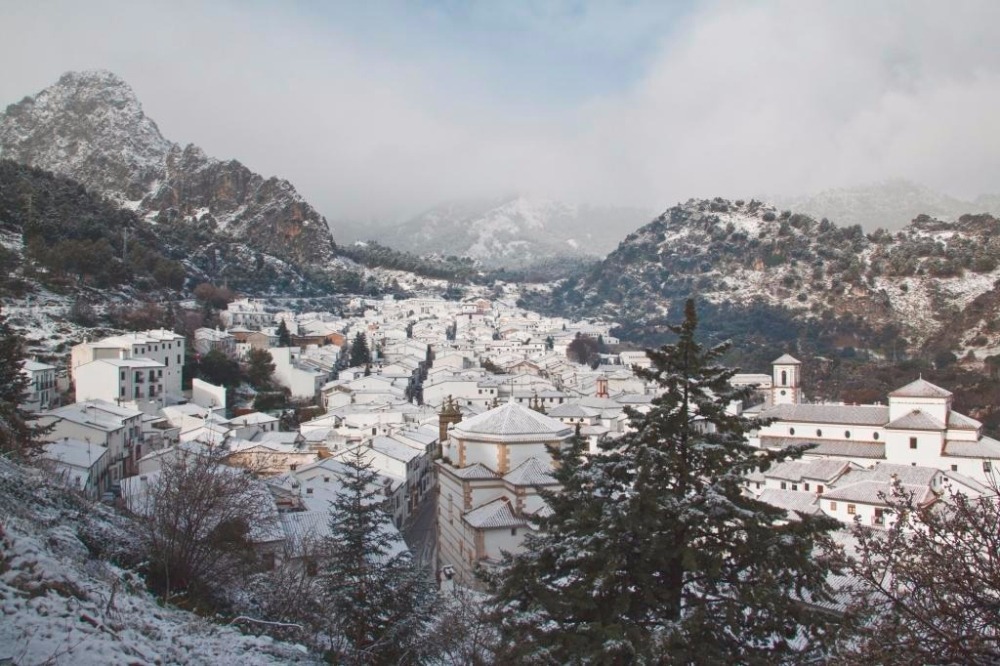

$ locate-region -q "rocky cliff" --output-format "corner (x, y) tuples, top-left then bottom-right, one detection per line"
(0, 70), (334, 267)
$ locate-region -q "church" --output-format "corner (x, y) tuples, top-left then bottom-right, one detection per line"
(751, 354), (1000, 484)
(435, 400), (572, 584)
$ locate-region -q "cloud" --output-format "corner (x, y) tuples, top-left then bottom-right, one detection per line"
(1, 1), (998, 226)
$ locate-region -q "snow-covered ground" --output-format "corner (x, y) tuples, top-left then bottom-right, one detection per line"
(0, 459), (319, 665)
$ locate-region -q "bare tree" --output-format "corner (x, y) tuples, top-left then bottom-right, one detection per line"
(126, 450), (278, 606)
(843, 478), (1000, 665)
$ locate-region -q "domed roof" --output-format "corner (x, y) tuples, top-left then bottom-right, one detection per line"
(889, 378), (952, 399)
(452, 401), (572, 444)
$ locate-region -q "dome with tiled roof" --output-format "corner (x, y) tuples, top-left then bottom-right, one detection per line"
(451, 401), (572, 444)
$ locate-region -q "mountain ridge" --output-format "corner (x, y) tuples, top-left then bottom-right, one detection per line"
(0, 70), (335, 268)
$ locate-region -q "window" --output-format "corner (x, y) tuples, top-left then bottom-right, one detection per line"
(951, 464), (958, 472)
(780, 482), (787, 490)
(510, 528), (517, 536)
(817, 485), (824, 495)
(306, 487), (313, 494)
(804, 483), (810, 491)
(165, 358), (169, 367)
(791, 484), (798, 491)
(873, 509), (884, 525)
(844, 431), (851, 439)
(781, 370), (787, 386)
(873, 432), (879, 440)
(830, 501), (837, 511)
(816, 429), (823, 437)
(177, 354), (181, 364)
(847, 504), (856, 515)
(789, 427), (796, 435)
(985, 461), (992, 473)
(910, 437), (918, 450)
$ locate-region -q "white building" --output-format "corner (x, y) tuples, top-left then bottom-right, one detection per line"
(270, 347), (331, 401)
(21, 359), (57, 411)
(38, 400), (144, 484)
(42, 437), (110, 499)
(754, 358), (1000, 484)
(71, 330), (185, 400)
(436, 401), (572, 584)
(74, 357), (166, 406)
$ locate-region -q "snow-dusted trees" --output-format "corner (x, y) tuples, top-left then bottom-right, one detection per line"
(492, 299), (842, 663)
(349, 331), (371, 368)
(321, 446), (432, 664)
(0, 308), (49, 459)
(843, 479), (1000, 664)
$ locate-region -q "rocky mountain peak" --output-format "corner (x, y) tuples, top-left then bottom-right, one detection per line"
(0, 71), (334, 265)
(1, 70), (171, 200)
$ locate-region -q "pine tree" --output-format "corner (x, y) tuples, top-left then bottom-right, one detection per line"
(0, 308), (50, 458)
(276, 319), (293, 347)
(322, 446), (432, 664)
(349, 332), (371, 367)
(492, 299), (841, 663)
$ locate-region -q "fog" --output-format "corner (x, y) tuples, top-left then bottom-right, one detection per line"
(1, 1), (998, 226)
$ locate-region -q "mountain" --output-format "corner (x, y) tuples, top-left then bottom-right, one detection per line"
(364, 196), (652, 269)
(0, 70), (334, 267)
(771, 180), (1000, 233)
(523, 197), (1000, 366)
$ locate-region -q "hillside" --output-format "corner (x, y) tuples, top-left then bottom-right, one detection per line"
(0, 70), (335, 269)
(0, 459), (316, 664)
(523, 198), (1000, 365)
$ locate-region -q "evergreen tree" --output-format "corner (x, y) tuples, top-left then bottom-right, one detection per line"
(492, 299), (841, 663)
(276, 319), (293, 347)
(0, 308), (50, 459)
(245, 348), (275, 390)
(349, 332), (371, 367)
(198, 349), (242, 388)
(322, 446), (432, 664)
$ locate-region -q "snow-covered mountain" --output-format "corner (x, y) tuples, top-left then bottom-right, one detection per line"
(368, 196), (652, 268)
(525, 197), (1000, 361)
(0, 71), (335, 266)
(771, 180), (1000, 232)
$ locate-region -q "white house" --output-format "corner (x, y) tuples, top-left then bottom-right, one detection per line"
(74, 357), (166, 407)
(20, 359), (57, 412)
(42, 437), (110, 499)
(38, 400), (144, 484)
(71, 330), (185, 400)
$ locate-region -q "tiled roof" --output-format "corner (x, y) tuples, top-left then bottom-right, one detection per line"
(463, 498), (526, 529)
(821, 481), (935, 506)
(756, 489), (821, 516)
(760, 404), (889, 426)
(773, 354), (801, 365)
(453, 401), (572, 444)
(765, 459), (851, 483)
(889, 378), (952, 399)
(944, 436), (1000, 459)
(763, 436), (886, 459)
(948, 411), (982, 430)
(449, 463), (500, 480)
(503, 457), (557, 487)
(886, 410), (945, 431)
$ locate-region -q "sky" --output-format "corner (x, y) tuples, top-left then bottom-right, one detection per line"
(1, 0), (999, 224)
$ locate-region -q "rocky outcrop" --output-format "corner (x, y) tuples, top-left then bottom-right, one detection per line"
(0, 70), (334, 267)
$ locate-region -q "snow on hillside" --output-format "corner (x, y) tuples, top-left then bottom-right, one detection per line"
(0, 459), (317, 665)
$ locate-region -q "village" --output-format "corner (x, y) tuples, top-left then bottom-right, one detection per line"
(17, 292), (1000, 591)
